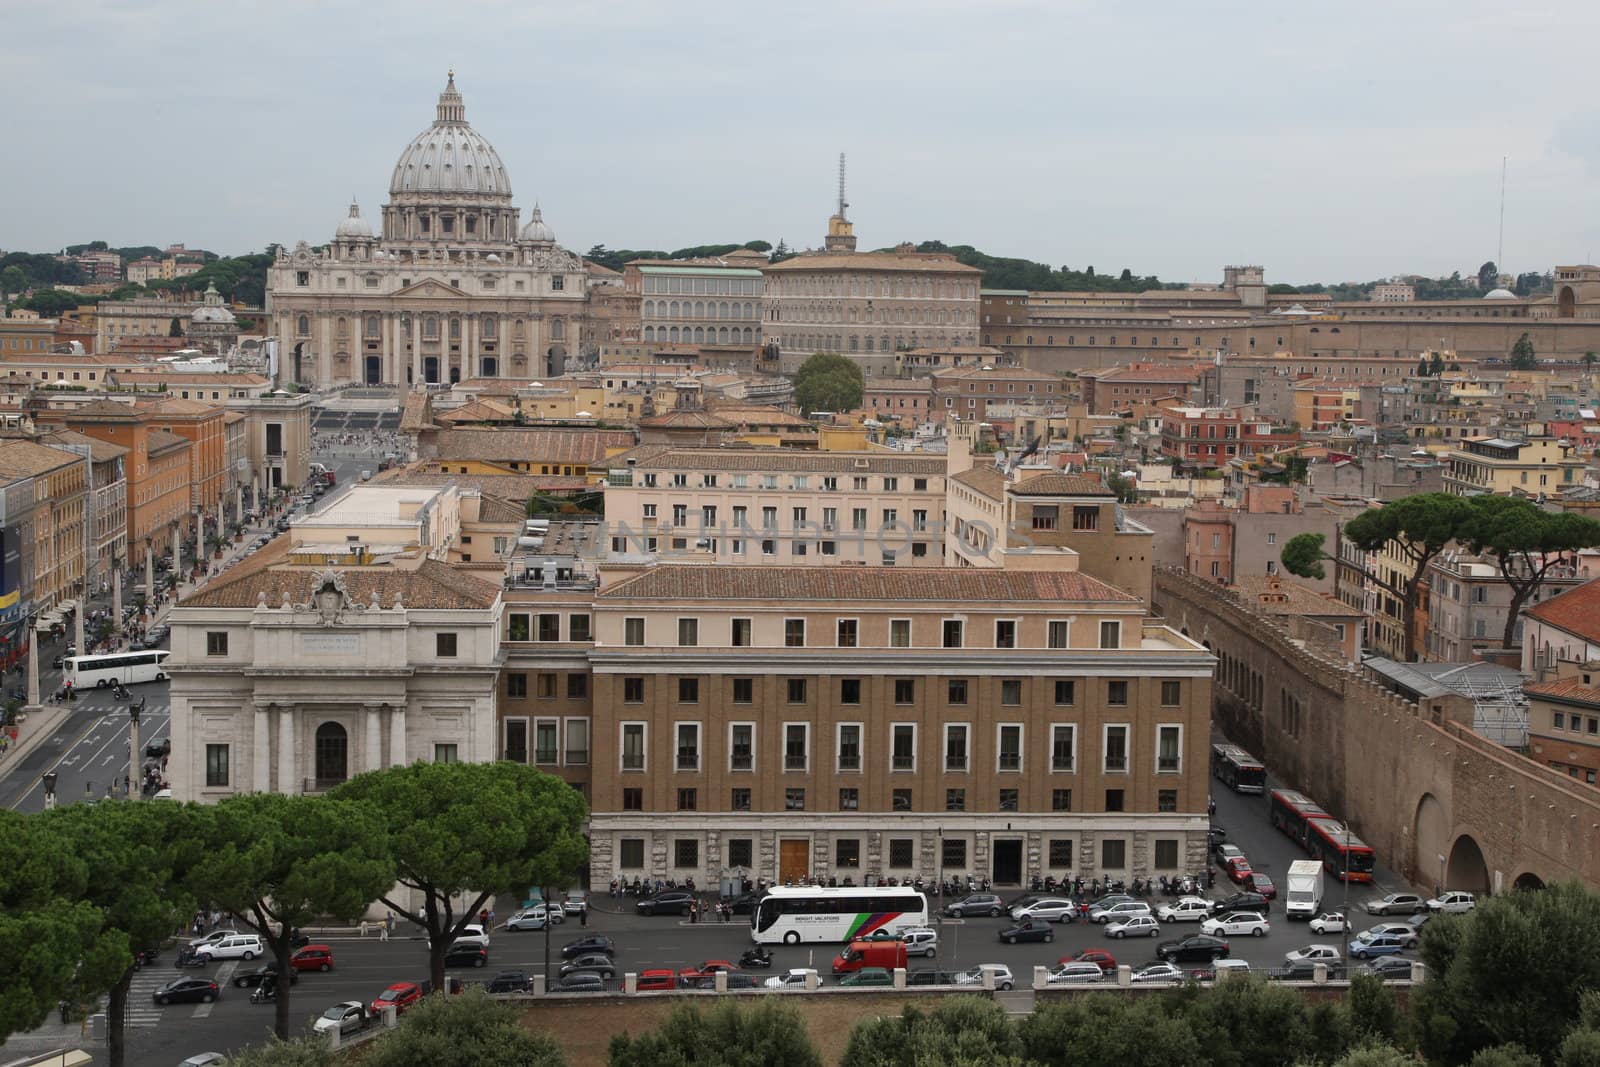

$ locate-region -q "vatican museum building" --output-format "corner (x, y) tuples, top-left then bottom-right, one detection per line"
(265, 73), (588, 389)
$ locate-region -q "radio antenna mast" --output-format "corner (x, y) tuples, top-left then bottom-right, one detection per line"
(837, 153), (848, 222)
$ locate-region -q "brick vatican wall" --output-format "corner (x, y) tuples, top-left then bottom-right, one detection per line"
(1152, 567), (1600, 893)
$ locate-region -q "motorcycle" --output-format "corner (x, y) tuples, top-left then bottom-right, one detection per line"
(250, 979), (278, 1004)
(173, 947), (207, 969)
(738, 948), (774, 970)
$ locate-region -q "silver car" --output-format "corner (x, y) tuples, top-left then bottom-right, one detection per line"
(1013, 897), (1079, 923)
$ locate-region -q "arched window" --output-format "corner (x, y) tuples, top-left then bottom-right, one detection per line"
(296, 315), (310, 336)
(550, 319), (563, 341)
(315, 722), (348, 785)
(743, 327), (754, 343)
(336, 317), (348, 337)
(365, 316), (379, 339)
(483, 317), (496, 339)
(719, 327), (729, 343)
(669, 327), (680, 343)
(644, 326), (655, 342)
(423, 316), (438, 339)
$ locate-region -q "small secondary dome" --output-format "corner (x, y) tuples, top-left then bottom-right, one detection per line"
(520, 205), (555, 243)
(1484, 288), (1517, 300)
(335, 200), (373, 239)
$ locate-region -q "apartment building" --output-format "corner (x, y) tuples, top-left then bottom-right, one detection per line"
(585, 566), (1213, 888)
(1079, 363), (1205, 415)
(626, 254), (766, 349)
(0, 440), (88, 612)
(1523, 674), (1600, 785)
(1160, 406), (1298, 470)
(930, 365), (1063, 425)
(1425, 550), (1587, 661)
(601, 446), (948, 565)
(1442, 436), (1584, 498)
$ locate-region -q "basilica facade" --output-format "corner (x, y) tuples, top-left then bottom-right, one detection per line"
(265, 74), (589, 389)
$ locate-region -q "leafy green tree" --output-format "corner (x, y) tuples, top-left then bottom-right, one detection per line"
(770, 239), (795, 264)
(1181, 976), (1318, 1067)
(19, 288), (84, 317)
(0, 266), (24, 295)
(364, 986), (566, 1067)
(1418, 356), (1431, 378)
(1346, 972), (1403, 1046)
(1430, 350), (1447, 376)
(609, 999), (822, 1067)
(742, 240), (772, 253)
(1413, 880), (1600, 1064)
(168, 316), (184, 338)
(1331, 1045), (1417, 1067)
(1019, 996), (1203, 1067)
(331, 761), (587, 991)
(1282, 492), (1473, 660)
(1560, 1028), (1600, 1067)
(793, 351), (864, 415)
(1510, 332), (1537, 369)
(0, 811), (102, 1043)
(1463, 495), (1600, 647)
(188, 793), (392, 1040)
(215, 1037), (333, 1067)
(1478, 261), (1499, 290)
(1470, 1045), (1543, 1067)
(44, 802), (204, 1067)
(841, 997), (1023, 1067)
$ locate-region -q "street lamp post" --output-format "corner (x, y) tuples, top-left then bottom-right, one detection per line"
(42, 771), (57, 810)
(127, 698), (144, 800)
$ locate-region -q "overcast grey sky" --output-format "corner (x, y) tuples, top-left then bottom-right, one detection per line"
(7, 0), (1599, 285)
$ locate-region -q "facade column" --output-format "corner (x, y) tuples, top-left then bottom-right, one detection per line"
(254, 703), (273, 791)
(26, 626), (40, 706)
(465, 315), (477, 381)
(380, 313), (392, 385)
(144, 543), (154, 602)
(235, 484), (244, 523)
(112, 563), (122, 630)
(366, 705), (383, 772)
(320, 313), (334, 390)
(277, 706), (296, 795)
(410, 313), (422, 385)
(389, 704), (407, 767)
(73, 598), (84, 654)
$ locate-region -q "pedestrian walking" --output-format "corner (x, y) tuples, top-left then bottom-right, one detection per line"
(579, 905), (588, 928)
(689, 901), (698, 924)
(488, 907), (496, 928)
(382, 911), (395, 941)
(359, 919), (370, 938)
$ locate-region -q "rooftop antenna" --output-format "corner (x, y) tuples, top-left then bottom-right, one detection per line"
(1491, 159), (1504, 278)
(837, 153), (848, 221)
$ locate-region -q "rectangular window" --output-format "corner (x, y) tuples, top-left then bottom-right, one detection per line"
(731, 678), (753, 704)
(567, 674), (587, 699)
(205, 631), (229, 656)
(839, 678), (861, 704)
(892, 788), (912, 811)
(564, 719), (588, 765)
(889, 838), (915, 867)
(997, 724), (1022, 771)
(787, 678), (807, 703)
(995, 620), (1017, 648)
(837, 723), (861, 771)
(677, 788), (698, 811)
(945, 724), (968, 771)
(728, 839), (753, 869)
(731, 618), (752, 647)
(535, 720), (558, 764)
(1105, 789), (1125, 812)
(1048, 838), (1074, 867)
(1154, 839), (1179, 868)
(784, 619), (806, 647)
(894, 679), (915, 704)
(204, 744), (229, 787)
(621, 723), (646, 771)
(892, 723), (916, 770)
(836, 785), (860, 811)
(677, 677), (699, 703)
(1161, 680), (1181, 706)
(1054, 679), (1075, 705)
(785, 788), (806, 811)
(674, 839), (698, 868)
(942, 619), (963, 648)
(1048, 620), (1070, 649)
(1157, 725), (1182, 773)
(677, 618), (699, 647)
(945, 788), (966, 812)
(676, 723), (700, 771)
(941, 838), (966, 868)
(434, 744), (459, 763)
(836, 619), (858, 647)
(1051, 725), (1076, 772)
(730, 723), (754, 770)
(435, 632), (458, 657)
(835, 838), (861, 866)
(506, 673), (527, 698)
(947, 678), (968, 705)
(1051, 789), (1073, 812)
(1099, 620), (1121, 649)
(998, 788), (1019, 812)
(890, 619), (911, 647)
(1000, 679), (1022, 706)
(1104, 725), (1128, 772)
(619, 839), (644, 868)
(623, 677), (644, 703)
(785, 724), (809, 771)
(1073, 505), (1100, 531)
(536, 614), (560, 642)
(731, 787), (751, 811)
(536, 673), (557, 699)
(624, 617), (645, 646)
(1158, 789), (1178, 812)
(1108, 680), (1129, 706)
(1102, 839), (1127, 869)
(623, 787), (644, 811)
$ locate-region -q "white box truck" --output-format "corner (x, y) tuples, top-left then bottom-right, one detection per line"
(1285, 860), (1324, 920)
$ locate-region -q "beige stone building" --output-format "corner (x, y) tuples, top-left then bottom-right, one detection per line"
(0, 440), (88, 612)
(264, 74), (589, 388)
(1441, 435), (1584, 497)
(628, 254), (766, 349)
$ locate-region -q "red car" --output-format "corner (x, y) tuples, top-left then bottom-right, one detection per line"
(636, 969), (677, 992)
(1248, 872), (1277, 899)
(1066, 949), (1118, 975)
(290, 945), (334, 972)
(678, 960), (741, 984)
(1225, 857), (1254, 884)
(370, 981), (422, 1017)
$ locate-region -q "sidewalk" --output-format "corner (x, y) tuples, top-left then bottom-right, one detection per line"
(0, 702), (73, 773)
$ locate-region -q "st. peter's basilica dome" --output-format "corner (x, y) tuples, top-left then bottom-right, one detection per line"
(389, 72), (512, 199)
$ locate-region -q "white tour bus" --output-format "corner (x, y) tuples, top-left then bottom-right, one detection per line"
(64, 650), (171, 689)
(750, 885), (929, 945)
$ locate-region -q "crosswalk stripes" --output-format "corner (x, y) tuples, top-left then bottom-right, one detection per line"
(193, 962), (237, 1018)
(125, 968), (170, 1028)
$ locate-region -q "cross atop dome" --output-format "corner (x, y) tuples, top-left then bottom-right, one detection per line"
(436, 69), (465, 124)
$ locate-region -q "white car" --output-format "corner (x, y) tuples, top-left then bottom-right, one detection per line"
(505, 905), (564, 931)
(1285, 944), (1341, 965)
(900, 927), (939, 957)
(188, 929), (242, 950)
(1090, 901), (1153, 924)
(1358, 923), (1420, 949)
(452, 923), (490, 948)
(1014, 898), (1079, 923)
(562, 891), (589, 916)
(1105, 915), (1161, 939)
(1427, 891), (1476, 914)
(1202, 911), (1270, 938)
(312, 1001), (368, 1036)
(953, 965), (1015, 991)
(1309, 912), (1349, 935)
(196, 934), (263, 961)
(1130, 962), (1184, 984)
(763, 969), (819, 991)
(1046, 962), (1105, 984)
(1157, 897), (1212, 923)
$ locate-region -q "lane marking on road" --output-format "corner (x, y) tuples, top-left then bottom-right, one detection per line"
(192, 962), (237, 1018)
(3, 712), (104, 810)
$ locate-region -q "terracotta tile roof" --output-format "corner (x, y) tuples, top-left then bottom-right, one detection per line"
(145, 429), (190, 456)
(374, 465), (586, 497)
(600, 565), (1136, 604)
(476, 495), (528, 523)
(142, 396), (219, 416)
(399, 391), (434, 432)
(180, 546), (501, 610)
(437, 398), (517, 424)
(607, 446), (946, 475)
(764, 252), (981, 274)
(63, 399), (139, 418)
(1526, 579), (1600, 644)
(638, 410), (735, 430)
(933, 366), (1060, 382)
(39, 428), (128, 462)
(1232, 576), (1366, 618)
(951, 466), (1006, 498)
(1089, 364), (1205, 383)
(1008, 472), (1114, 497)
(705, 403), (814, 428)
(423, 427), (634, 465)
(1523, 677), (1600, 707)
(0, 439), (81, 478)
